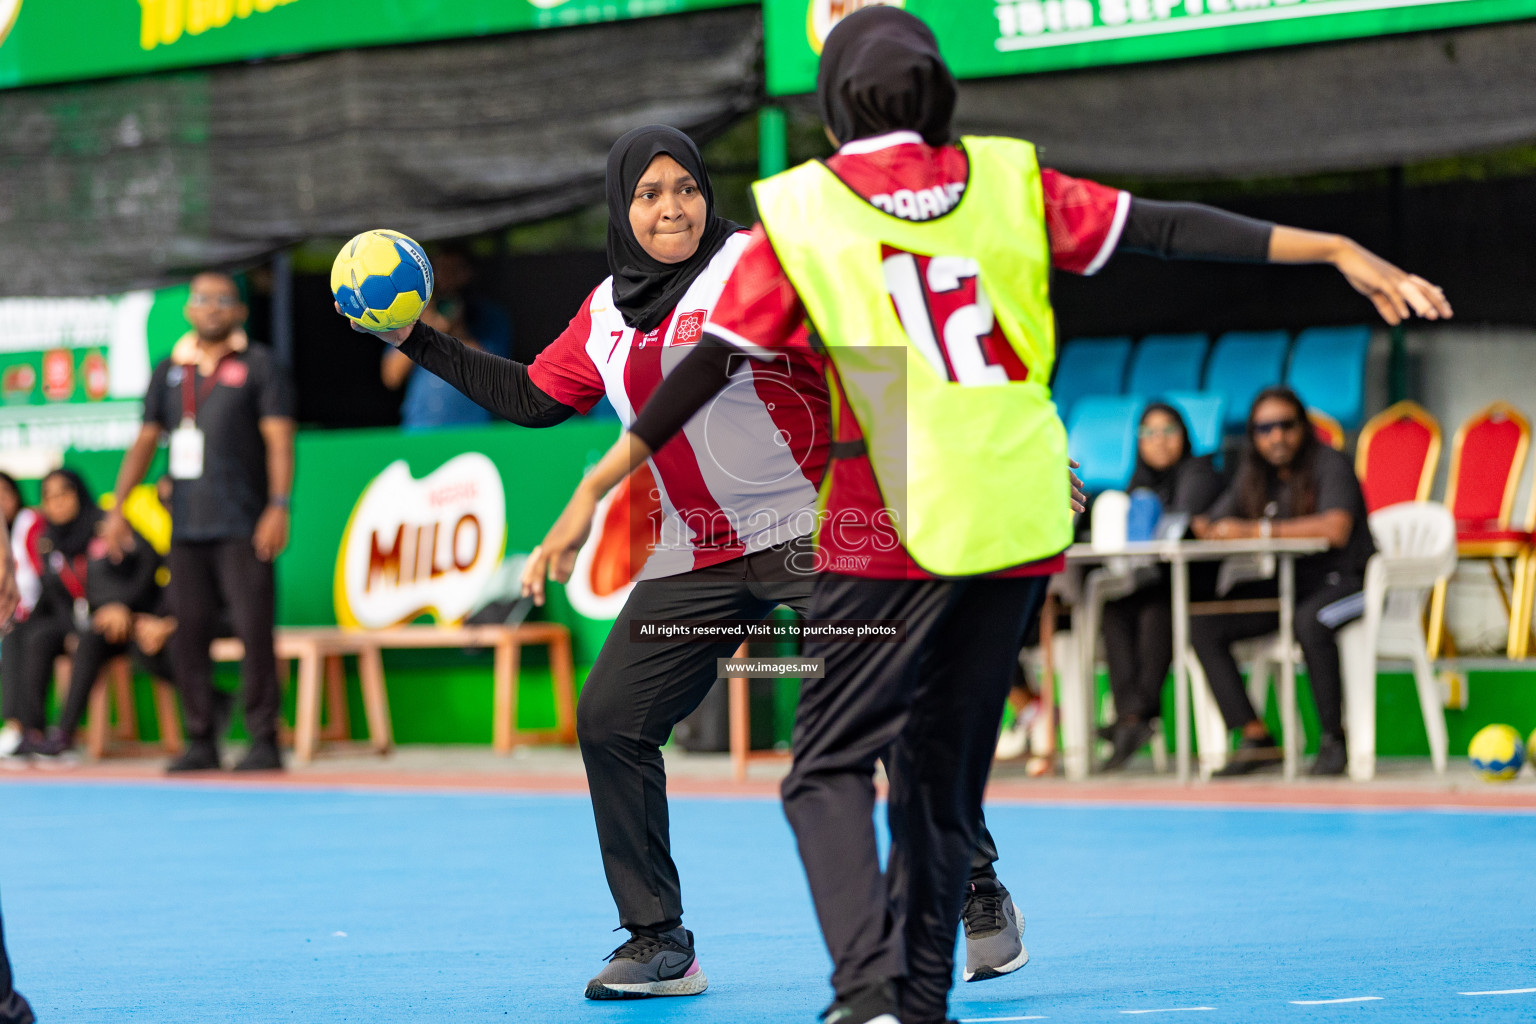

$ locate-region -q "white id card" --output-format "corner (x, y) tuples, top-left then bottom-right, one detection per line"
(169, 419), (206, 480)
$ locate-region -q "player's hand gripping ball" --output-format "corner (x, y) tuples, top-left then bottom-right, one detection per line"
(1468, 723), (1525, 781)
(331, 230), (434, 331)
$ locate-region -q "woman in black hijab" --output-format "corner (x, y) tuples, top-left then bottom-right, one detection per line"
(9, 469), (160, 762)
(521, 10), (1448, 1022)
(1099, 403), (1222, 771)
(357, 126), (833, 1002)
(604, 124), (741, 331)
(815, 5), (956, 148)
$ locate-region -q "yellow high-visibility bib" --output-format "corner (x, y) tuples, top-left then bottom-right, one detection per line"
(754, 136), (1070, 576)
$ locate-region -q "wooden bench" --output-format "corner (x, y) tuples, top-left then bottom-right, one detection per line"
(56, 622), (575, 764)
(354, 623), (576, 757)
(53, 655), (183, 759)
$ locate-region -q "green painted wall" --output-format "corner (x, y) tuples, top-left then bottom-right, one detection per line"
(35, 423), (1536, 761)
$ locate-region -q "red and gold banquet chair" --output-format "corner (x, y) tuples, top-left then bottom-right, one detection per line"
(1309, 408), (1346, 451)
(1426, 401), (1533, 659)
(1356, 400), (1441, 513)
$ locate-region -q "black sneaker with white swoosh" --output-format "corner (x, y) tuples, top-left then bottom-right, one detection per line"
(820, 980), (900, 1024)
(583, 926), (708, 1000)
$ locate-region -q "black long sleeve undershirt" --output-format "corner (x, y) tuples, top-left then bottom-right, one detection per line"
(396, 321), (575, 428)
(630, 199), (1278, 457)
(1118, 197), (1274, 263)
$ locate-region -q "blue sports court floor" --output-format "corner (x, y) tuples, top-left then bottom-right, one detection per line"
(2, 779), (1534, 1023)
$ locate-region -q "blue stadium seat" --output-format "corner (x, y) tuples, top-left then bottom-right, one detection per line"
(1285, 325), (1372, 430)
(1051, 336), (1132, 424)
(1126, 333), (1209, 397)
(1162, 391), (1225, 458)
(1204, 330), (1290, 431)
(1068, 395), (1144, 493)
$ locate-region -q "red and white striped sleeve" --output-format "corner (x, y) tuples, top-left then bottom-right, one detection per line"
(527, 287), (607, 414)
(704, 225), (813, 358)
(1041, 168), (1130, 277)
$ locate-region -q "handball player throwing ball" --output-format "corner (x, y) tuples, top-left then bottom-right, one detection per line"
(525, 9), (1450, 1023)
(352, 125), (1033, 999)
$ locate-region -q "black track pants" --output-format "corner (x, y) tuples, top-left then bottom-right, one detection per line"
(578, 541), (816, 934)
(781, 572), (1048, 1024)
(1190, 577), (1364, 739)
(167, 540), (280, 743)
(1101, 583), (1174, 722)
(1, 614), (70, 732)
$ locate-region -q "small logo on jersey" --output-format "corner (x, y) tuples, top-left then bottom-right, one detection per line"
(167, 366), (185, 386)
(217, 359), (248, 388)
(807, 0), (905, 54)
(674, 310), (707, 345)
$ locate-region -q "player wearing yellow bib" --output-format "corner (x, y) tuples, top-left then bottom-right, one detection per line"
(525, 10), (1451, 1022)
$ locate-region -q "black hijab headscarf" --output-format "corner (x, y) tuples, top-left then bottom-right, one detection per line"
(0, 470), (20, 529)
(1127, 402), (1195, 506)
(40, 468), (101, 559)
(605, 125), (741, 333)
(816, 7), (957, 148)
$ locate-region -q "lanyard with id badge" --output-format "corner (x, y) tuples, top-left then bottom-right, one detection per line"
(170, 358), (225, 480)
(55, 552), (91, 631)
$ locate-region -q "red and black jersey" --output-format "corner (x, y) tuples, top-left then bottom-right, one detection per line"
(705, 130), (1127, 579)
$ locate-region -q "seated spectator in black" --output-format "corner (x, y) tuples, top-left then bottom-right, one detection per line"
(9, 469), (161, 762)
(0, 471), (43, 759)
(1099, 403), (1222, 771)
(1190, 386), (1374, 777)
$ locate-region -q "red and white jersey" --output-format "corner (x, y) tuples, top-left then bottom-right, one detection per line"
(705, 130), (1128, 579)
(529, 232), (829, 578)
(9, 507), (43, 620)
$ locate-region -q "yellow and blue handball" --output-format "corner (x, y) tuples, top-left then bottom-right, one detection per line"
(1468, 724), (1525, 781)
(331, 229), (434, 331)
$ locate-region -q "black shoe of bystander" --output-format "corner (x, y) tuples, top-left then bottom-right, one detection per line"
(1309, 734), (1348, 776)
(1210, 734), (1282, 777)
(211, 687), (235, 740)
(1100, 718), (1155, 773)
(233, 737), (284, 772)
(166, 738), (222, 773)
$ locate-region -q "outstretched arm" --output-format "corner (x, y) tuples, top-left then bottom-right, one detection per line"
(346, 312), (576, 427)
(519, 337), (738, 604)
(1267, 226), (1450, 325)
(520, 432), (655, 606)
(1116, 197), (1451, 325)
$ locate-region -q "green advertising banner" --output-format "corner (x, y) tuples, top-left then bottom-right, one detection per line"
(0, 0), (748, 90)
(0, 285), (191, 465)
(766, 0), (1536, 95)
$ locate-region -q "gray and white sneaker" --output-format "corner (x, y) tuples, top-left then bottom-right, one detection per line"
(0, 722), (21, 758)
(584, 926), (708, 1000)
(962, 882), (1029, 982)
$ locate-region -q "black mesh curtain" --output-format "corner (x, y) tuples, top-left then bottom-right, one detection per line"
(0, 7), (762, 297)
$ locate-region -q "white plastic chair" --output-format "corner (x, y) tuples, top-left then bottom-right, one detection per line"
(1339, 502), (1456, 778)
(1190, 502), (1456, 780)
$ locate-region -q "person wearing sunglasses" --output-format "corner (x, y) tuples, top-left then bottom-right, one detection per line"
(1191, 386), (1374, 776)
(1099, 402), (1223, 771)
